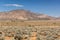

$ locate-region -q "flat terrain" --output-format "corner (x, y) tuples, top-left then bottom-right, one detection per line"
(0, 20), (60, 26)
(0, 20), (60, 40)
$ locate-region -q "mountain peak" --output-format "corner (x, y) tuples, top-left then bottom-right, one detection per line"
(0, 9), (58, 20)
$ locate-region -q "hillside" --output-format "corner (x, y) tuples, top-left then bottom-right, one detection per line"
(0, 9), (57, 20)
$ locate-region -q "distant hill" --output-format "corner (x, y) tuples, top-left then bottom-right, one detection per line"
(0, 9), (59, 20)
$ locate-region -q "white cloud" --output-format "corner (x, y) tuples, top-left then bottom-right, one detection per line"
(4, 4), (24, 7)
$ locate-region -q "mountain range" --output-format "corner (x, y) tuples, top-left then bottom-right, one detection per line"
(0, 9), (59, 20)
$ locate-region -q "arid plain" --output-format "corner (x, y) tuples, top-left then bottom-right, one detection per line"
(0, 10), (60, 40)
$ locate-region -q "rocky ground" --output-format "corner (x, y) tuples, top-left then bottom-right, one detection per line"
(0, 26), (60, 40)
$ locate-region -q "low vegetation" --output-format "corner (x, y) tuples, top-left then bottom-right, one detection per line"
(0, 20), (60, 40)
(0, 20), (60, 26)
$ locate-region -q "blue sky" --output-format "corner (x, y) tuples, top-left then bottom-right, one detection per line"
(0, 0), (60, 17)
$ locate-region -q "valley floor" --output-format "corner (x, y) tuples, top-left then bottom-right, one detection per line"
(0, 20), (60, 40)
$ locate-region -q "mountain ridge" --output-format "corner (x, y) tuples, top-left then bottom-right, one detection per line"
(0, 9), (59, 20)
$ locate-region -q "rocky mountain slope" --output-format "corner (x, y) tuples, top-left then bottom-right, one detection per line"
(0, 9), (58, 20)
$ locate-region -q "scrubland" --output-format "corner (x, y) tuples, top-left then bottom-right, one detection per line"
(0, 20), (60, 26)
(0, 20), (60, 40)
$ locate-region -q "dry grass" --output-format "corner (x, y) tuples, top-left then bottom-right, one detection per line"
(0, 20), (60, 26)
(0, 20), (60, 40)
